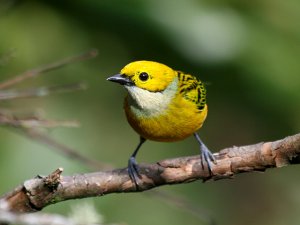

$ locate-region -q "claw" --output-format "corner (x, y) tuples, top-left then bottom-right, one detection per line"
(194, 133), (216, 175)
(200, 144), (215, 175)
(128, 156), (141, 188)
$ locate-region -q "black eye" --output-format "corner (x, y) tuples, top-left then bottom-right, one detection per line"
(139, 72), (149, 81)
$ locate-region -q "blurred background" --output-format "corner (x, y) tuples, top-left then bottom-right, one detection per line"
(0, 0), (299, 224)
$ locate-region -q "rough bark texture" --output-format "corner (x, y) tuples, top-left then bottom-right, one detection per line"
(1, 133), (299, 213)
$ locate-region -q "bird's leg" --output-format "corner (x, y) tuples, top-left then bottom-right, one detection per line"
(128, 136), (146, 189)
(194, 133), (216, 174)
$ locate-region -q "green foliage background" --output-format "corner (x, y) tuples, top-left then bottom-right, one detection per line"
(0, 0), (299, 224)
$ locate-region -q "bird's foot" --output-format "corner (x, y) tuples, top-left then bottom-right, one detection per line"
(128, 156), (142, 189)
(200, 144), (216, 175)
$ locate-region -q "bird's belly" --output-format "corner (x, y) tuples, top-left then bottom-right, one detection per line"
(125, 101), (207, 142)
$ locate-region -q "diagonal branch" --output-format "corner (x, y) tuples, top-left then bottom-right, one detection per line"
(0, 83), (87, 100)
(0, 49), (98, 89)
(1, 133), (300, 213)
(0, 114), (79, 128)
(23, 129), (113, 170)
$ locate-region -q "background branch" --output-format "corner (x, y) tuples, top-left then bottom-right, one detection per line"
(0, 49), (105, 170)
(0, 49), (98, 90)
(0, 114), (79, 128)
(0, 83), (87, 100)
(24, 129), (113, 170)
(2, 133), (299, 213)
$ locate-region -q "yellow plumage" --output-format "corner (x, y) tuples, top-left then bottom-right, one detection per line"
(124, 91), (208, 142)
(107, 60), (215, 187)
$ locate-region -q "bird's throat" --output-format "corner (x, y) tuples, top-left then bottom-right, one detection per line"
(125, 77), (178, 118)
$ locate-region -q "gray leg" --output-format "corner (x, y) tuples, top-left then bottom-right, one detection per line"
(128, 136), (146, 188)
(194, 133), (216, 174)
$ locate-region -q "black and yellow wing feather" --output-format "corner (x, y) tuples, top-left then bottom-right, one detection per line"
(177, 71), (206, 111)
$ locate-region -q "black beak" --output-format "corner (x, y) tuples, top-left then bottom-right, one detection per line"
(107, 74), (134, 86)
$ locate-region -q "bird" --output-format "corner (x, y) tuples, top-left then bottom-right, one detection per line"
(107, 60), (216, 187)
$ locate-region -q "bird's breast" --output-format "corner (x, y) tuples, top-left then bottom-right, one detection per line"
(124, 90), (207, 142)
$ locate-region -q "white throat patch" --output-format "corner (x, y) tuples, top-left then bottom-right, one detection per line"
(125, 77), (178, 118)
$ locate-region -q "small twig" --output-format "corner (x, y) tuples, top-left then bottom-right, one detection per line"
(43, 168), (64, 191)
(1, 133), (299, 213)
(0, 114), (79, 128)
(24, 128), (113, 170)
(0, 49), (98, 89)
(0, 83), (87, 100)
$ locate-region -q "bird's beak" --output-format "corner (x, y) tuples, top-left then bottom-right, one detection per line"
(107, 74), (134, 86)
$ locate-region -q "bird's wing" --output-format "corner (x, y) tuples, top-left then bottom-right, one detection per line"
(176, 71), (206, 110)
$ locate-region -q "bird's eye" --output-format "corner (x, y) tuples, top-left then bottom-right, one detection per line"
(139, 72), (149, 81)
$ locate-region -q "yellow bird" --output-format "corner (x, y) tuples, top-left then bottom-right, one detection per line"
(107, 61), (215, 186)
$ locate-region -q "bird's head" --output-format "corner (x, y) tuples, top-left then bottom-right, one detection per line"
(107, 61), (177, 92)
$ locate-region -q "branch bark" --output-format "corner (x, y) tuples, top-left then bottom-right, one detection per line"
(1, 133), (300, 213)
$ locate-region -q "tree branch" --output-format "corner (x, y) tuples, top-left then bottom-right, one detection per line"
(0, 49), (98, 89)
(23, 129), (113, 170)
(0, 83), (87, 100)
(1, 133), (299, 213)
(0, 113), (79, 128)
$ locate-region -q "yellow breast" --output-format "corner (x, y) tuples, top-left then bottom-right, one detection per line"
(124, 92), (207, 142)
